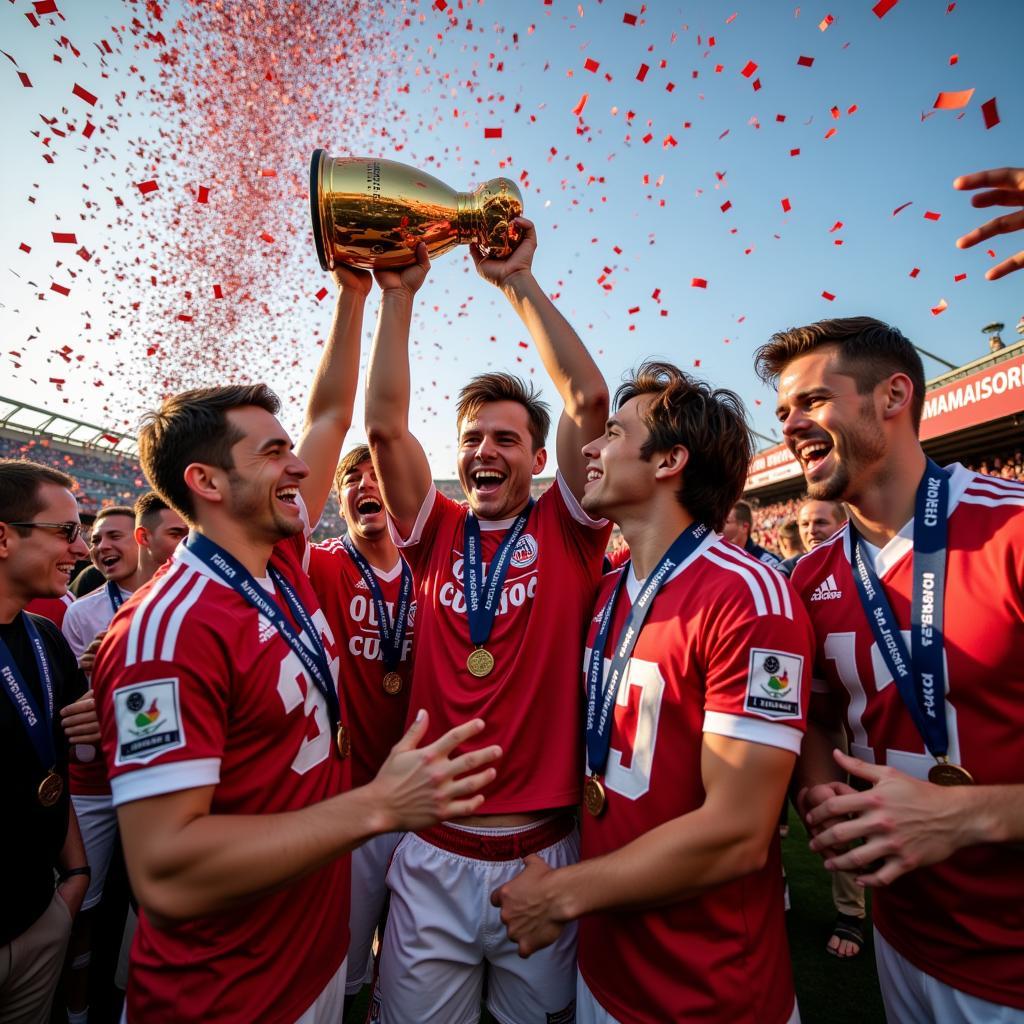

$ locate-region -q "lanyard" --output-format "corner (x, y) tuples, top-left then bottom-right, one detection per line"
(342, 537), (412, 671)
(185, 534), (340, 730)
(106, 580), (125, 614)
(586, 522), (710, 775)
(848, 460), (950, 760)
(0, 613), (57, 771)
(462, 500), (534, 647)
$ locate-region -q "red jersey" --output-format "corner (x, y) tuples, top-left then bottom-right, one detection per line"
(392, 474), (610, 814)
(307, 538), (414, 787)
(578, 535), (813, 1024)
(93, 531), (351, 1024)
(25, 593), (74, 628)
(791, 465), (1024, 1009)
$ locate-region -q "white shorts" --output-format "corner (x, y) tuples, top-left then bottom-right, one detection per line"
(576, 969), (801, 1024)
(370, 816), (579, 1024)
(347, 831), (403, 995)
(875, 927), (1024, 1024)
(71, 793), (118, 911)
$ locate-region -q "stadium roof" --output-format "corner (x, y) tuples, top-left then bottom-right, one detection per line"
(0, 395), (137, 456)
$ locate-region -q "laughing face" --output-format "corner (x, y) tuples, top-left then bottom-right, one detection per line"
(91, 513), (139, 584)
(775, 346), (886, 502)
(339, 459), (387, 542)
(457, 400), (546, 520)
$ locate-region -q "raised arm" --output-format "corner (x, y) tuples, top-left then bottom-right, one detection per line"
(471, 218), (609, 501)
(296, 266), (372, 525)
(364, 246), (435, 537)
(954, 166), (1024, 280)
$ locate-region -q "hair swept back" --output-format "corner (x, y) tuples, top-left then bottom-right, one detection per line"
(0, 459), (75, 531)
(615, 361), (753, 532)
(138, 384), (280, 522)
(456, 372), (551, 452)
(753, 316), (926, 428)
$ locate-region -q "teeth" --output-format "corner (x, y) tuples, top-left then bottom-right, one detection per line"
(474, 471), (504, 483)
(277, 487), (299, 500)
(587, 469), (601, 482)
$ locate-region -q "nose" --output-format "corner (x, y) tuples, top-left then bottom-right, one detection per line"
(71, 534), (90, 559)
(581, 434), (603, 460)
(780, 406), (810, 441)
(475, 435), (499, 460)
(289, 453), (310, 480)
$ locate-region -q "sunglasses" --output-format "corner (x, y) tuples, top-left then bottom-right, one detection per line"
(8, 521), (85, 544)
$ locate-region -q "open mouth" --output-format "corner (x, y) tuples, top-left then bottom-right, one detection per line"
(100, 554), (121, 570)
(356, 497), (383, 516)
(56, 561), (76, 579)
(586, 467), (603, 484)
(276, 486), (299, 506)
(472, 469), (506, 494)
(795, 438), (834, 477)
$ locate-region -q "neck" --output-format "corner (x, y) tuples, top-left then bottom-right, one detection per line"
(617, 498), (695, 579)
(194, 519), (274, 579)
(348, 531), (399, 571)
(0, 584), (27, 626)
(109, 568), (146, 594)
(846, 444), (927, 548)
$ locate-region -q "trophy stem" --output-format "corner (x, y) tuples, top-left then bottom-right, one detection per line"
(455, 192), (480, 245)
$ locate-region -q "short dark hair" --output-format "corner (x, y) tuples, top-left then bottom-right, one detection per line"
(731, 500), (754, 529)
(93, 505), (135, 529)
(614, 361), (752, 532)
(138, 384), (280, 522)
(456, 372), (551, 452)
(754, 317), (926, 429)
(134, 490), (170, 528)
(0, 459), (75, 532)
(334, 444), (372, 497)
(780, 519), (802, 545)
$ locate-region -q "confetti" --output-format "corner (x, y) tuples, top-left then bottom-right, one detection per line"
(33, 0), (59, 14)
(571, 93), (589, 117)
(933, 89), (974, 110)
(72, 82), (97, 106)
(50, 283), (70, 296)
(822, 291), (836, 301)
(981, 97), (1000, 129)
(197, 185), (210, 204)
(909, 267), (920, 278)
(872, 0), (899, 17)
(213, 284), (224, 299)
(19, 243), (31, 253)
(18, 71), (32, 88)
(136, 180), (158, 195)
(892, 201), (913, 216)
(781, 197), (792, 212)
(797, 55), (815, 67)
(949, 54), (958, 65)
(923, 210), (941, 221)
(953, 273), (966, 282)
(931, 299), (948, 316)
(51, 232), (77, 244)
(259, 231), (275, 243)
(584, 58), (600, 73)
(740, 61), (758, 78)
(720, 200), (732, 212)
(484, 127), (502, 139)
(315, 287), (329, 301)
(691, 278), (708, 288)
(636, 63), (649, 82)
(819, 14), (834, 30)
(623, 13), (637, 25)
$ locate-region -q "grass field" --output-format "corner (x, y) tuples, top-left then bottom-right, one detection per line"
(347, 806), (887, 1024)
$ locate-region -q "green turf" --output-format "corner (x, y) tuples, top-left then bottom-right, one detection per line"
(347, 807), (886, 1023)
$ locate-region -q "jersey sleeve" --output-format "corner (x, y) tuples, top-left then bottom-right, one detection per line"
(701, 580), (814, 756)
(95, 627), (230, 808)
(386, 485), (462, 575)
(548, 472), (613, 562)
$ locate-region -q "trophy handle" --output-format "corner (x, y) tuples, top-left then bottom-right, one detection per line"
(309, 149), (330, 271)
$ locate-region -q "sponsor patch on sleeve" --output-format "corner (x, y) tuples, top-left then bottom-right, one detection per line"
(113, 679), (186, 765)
(744, 649), (803, 721)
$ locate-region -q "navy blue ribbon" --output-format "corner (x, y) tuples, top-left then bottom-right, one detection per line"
(463, 501), (534, 647)
(586, 522), (710, 775)
(848, 460), (950, 760)
(185, 534), (340, 730)
(0, 613), (58, 772)
(342, 537), (412, 672)
(106, 580), (125, 614)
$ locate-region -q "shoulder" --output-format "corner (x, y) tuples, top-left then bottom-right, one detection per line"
(954, 468), (1024, 519)
(697, 539), (799, 621)
(26, 611), (69, 651)
(790, 528), (847, 594)
(63, 586), (105, 620)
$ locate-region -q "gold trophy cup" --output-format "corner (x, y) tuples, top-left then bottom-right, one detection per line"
(309, 150), (524, 271)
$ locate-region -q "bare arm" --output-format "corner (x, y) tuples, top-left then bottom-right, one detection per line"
(793, 691), (852, 826)
(296, 267), (372, 525)
(117, 713), (500, 924)
(492, 732), (795, 955)
(364, 247), (435, 537)
(472, 219), (609, 501)
(953, 166), (1024, 280)
(56, 803), (90, 917)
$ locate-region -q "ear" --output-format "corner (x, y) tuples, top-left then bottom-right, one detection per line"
(879, 372), (916, 422)
(182, 463), (226, 508)
(653, 444), (689, 482)
(0, 522), (14, 561)
(531, 446), (548, 476)
(133, 524), (148, 547)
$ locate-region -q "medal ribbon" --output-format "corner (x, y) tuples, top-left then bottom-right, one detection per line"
(586, 522), (710, 776)
(185, 534), (340, 731)
(342, 537), (412, 672)
(106, 580), (125, 614)
(462, 500), (534, 647)
(848, 460), (950, 761)
(0, 613), (58, 772)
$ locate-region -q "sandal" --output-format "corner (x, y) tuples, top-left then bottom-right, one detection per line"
(827, 913), (864, 959)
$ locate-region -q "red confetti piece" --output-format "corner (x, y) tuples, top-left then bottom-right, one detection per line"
(584, 58), (599, 73)
(72, 82), (97, 106)
(872, 0), (899, 17)
(981, 97), (1000, 129)
(197, 185), (210, 204)
(740, 60), (757, 78)
(484, 127), (502, 139)
(433, 0), (447, 9)
(76, 247), (91, 262)
(691, 277), (708, 288)
(259, 168), (277, 178)
(954, 273), (967, 282)
(51, 232), (77, 244)
(213, 284), (224, 299)
(986, 249), (996, 258)
(50, 283), (70, 296)
(720, 200), (732, 212)
(315, 287), (329, 301)
(909, 267), (920, 278)
(822, 291), (836, 301)
(571, 93), (589, 117)
(797, 55), (815, 67)
(776, 114), (787, 122)
(636, 63), (649, 82)
(136, 181), (159, 196)
(18, 71), (32, 88)
(19, 243), (31, 253)
(259, 231), (275, 243)
(623, 13), (637, 25)
(829, 221), (843, 232)
(949, 54), (958, 65)
(177, 314), (193, 323)
(781, 197), (792, 212)
(824, 128), (837, 139)
(752, 78), (762, 92)
(830, 106), (841, 120)
(923, 210), (941, 221)
(790, 148), (801, 156)
(819, 14), (834, 30)
(893, 201), (913, 216)
(82, 121), (94, 138)
(933, 89), (974, 110)
(931, 299), (948, 316)
(33, 0), (58, 14)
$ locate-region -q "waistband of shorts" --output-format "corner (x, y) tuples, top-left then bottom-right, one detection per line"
(415, 814), (575, 861)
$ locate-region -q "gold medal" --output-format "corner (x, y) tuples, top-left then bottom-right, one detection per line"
(928, 759), (974, 786)
(583, 774), (607, 817)
(382, 671), (403, 696)
(336, 724), (351, 760)
(38, 770), (64, 807)
(466, 647), (495, 678)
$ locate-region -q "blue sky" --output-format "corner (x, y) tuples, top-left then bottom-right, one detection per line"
(1, 0), (1021, 474)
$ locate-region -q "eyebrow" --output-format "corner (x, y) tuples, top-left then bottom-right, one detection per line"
(255, 437), (293, 453)
(605, 417), (624, 431)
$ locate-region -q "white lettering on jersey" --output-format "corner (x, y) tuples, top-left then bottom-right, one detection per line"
(824, 629), (962, 780)
(276, 608), (341, 776)
(439, 573), (538, 614)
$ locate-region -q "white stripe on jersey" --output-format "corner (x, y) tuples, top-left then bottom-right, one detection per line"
(160, 572), (209, 662)
(707, 541), (794, 619)
(702, 548), (767, 616)
(960, 490), (1024, 508)
(126, 564), (206, 666)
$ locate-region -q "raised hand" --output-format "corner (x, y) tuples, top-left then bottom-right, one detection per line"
(954, 167), (1024, 280)
(61, 688), (101, 745)
(373, 242), (431, 297)
(367, 711), (501, 832)
(471, 216), (536, 289)
(330, 263), (373, 298)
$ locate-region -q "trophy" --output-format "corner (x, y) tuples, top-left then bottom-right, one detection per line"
(309, 150), (524, 271)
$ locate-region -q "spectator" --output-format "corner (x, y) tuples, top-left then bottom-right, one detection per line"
(723, 500), (783, 568)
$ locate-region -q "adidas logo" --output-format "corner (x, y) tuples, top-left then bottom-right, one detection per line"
(257, 615), (277, 644)
(810, 574), (842, 601)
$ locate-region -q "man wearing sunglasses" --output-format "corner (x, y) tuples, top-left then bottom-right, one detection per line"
(0, 459), (93, 1024)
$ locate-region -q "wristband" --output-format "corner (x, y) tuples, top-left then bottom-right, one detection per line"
(59, 865), (92, 883)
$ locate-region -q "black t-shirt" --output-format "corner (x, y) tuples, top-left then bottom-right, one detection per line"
(70, 563), (104, 598)
(0, 612), (88, 944)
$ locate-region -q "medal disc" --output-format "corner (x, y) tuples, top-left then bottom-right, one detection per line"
(583, 775), (606, 817)
(928, 761), (974, 786)
(382, 671), (403, 696)
(466, 647), (495, 678)
(336, 724), (351, 760)
(38, 771), (64, 807)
